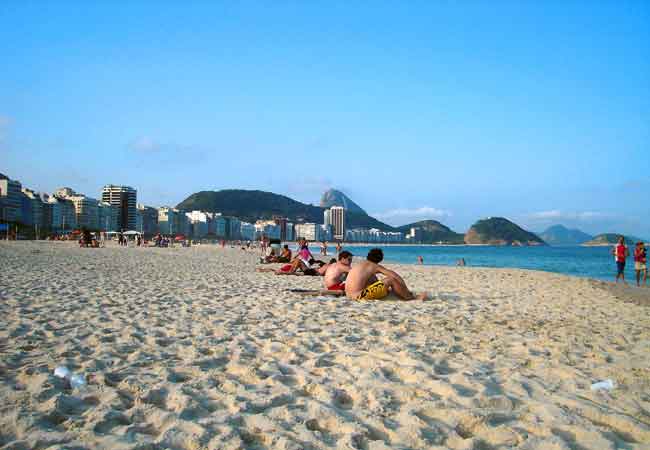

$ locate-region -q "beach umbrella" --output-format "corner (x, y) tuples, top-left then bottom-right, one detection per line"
(175, 235), (185, 241)
(123, 230), (140, 235)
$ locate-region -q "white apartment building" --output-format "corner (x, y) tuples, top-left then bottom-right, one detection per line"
(294, 222), (326, 242)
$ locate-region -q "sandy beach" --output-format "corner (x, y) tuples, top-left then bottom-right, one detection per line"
(1, 241), (649, 450)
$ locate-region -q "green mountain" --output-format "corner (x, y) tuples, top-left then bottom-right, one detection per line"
(582, 233), (646, 246)
(320, 189), (367, 215)
(465, 217), (546, 246)
(396, 220), (465, 244)
(538, 225), (592, 246)
(176, 189), (394, 231)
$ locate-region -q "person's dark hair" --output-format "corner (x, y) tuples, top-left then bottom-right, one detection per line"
(329, 258), (336, 264)
(338, 250), (352, 261)
(367, 248), (383, 263)
(284, 244), (289, 249)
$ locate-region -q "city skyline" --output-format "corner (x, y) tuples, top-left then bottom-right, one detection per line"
(1, 2), (648, 236)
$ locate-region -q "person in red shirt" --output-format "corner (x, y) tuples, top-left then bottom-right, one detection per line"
(612, 236), (630, 284)
(633, 241), (647, 287)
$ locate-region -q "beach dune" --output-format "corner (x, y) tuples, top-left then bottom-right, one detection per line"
(0, 241), (649, 449)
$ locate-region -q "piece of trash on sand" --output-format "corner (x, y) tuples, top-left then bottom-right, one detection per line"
(590, 379), (615, 391)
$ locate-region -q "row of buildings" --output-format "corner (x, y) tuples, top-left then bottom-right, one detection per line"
(1, 173), (407, 242)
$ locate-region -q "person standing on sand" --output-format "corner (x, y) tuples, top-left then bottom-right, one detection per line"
(613, 236), (630, 284)
(335, 242), (342, 257)
(324, 251), (353, 291)
(633, 242), (647, 287)
(345, 248), (426, 300)
(417, 255), (423, 264)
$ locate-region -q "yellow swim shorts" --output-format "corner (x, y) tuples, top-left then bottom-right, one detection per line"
(356, 280), (389, 301)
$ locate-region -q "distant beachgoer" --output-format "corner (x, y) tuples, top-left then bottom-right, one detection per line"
(457, 258), (466, 266)
(613, 236), (629, 284)
(320, 241), (328, 255)
(345, 248), (427, 301)
(324, 251), (353, 291)
(417, 256), (423, 265)
(277, 245), (292, 263)
(336, 242), (342, 257)
(634, 242), (647, 287)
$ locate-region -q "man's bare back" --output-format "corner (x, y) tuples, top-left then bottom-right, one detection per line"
(345, 248), (427, 301)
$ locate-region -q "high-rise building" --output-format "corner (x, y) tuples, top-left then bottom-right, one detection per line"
(98, 201), (119, 232)
(328, 206), (345, 241)
(0, 174), (23, 224)
(51, 193), (76, 231)
(137, 204), (159, 235)
(55, 187), (100, 230)
(20, 188), (44, 228)
(101, 185), (137, 231)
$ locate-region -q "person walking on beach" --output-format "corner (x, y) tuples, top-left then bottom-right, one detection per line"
(633, 241), (647, 287)
(335, 242), (342, 257)
(417, 255), (424, 264)
(345, 248), (426, 300)
(613, 236), (629, 284)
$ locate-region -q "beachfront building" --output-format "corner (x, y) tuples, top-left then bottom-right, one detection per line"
(326, 206), (345, 241)
(0, 173), (23, 224)
(285, 222), (294, 241)
(405, 227), (423, 243)
(54, 187), (100, 230)
(98, 201), (119, 232)
(20, 188), (44, 229)
(345, 228), (404, 243)
(186, 210), (210, 238)
(294, 222), (327, 242)
(52, 195), (77, 232)
(101, 185), (137, 231)
(136, 204), (158, 236)
(158, 207), (185, 235)
(70, 195), (99, 230)
(320, 224), (333, 242)
(228, 217), (241, 240)
(255, 220), (281, 240)
(214, 215), (229, 238)
(240, 222), (255, 241)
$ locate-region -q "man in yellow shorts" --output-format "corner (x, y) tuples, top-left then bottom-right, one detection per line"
(345, 248), (427, 301)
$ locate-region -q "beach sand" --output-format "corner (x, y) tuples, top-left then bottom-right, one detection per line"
(1, 241), (649, 449)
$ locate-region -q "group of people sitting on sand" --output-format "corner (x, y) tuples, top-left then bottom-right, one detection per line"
(257, 239), (426, 301)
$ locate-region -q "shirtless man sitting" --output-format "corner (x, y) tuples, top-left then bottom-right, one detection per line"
(345, 248), (426, 301)
(323, 251), (353, 291)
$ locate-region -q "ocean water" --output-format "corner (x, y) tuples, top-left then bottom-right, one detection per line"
(301, 244), (640, 282)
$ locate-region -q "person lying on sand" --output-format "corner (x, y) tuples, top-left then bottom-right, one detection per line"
(345, 248), (427, 301)
(256, 257), (330, 276)
(323, 251), (353, 291)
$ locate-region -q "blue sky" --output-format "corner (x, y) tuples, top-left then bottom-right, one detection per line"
(1, 1), (649, 237)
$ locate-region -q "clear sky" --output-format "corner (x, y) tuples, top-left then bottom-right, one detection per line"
(1, 1), (649, 237)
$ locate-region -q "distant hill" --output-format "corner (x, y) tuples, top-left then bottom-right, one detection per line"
(582, 233), (646, 246)
(396, 220), (465, 244)
(538, 225), (592, 246)
(320, 189), (366, 215)
(176, 189), (394, 231)
(465, 217), (546, 246)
